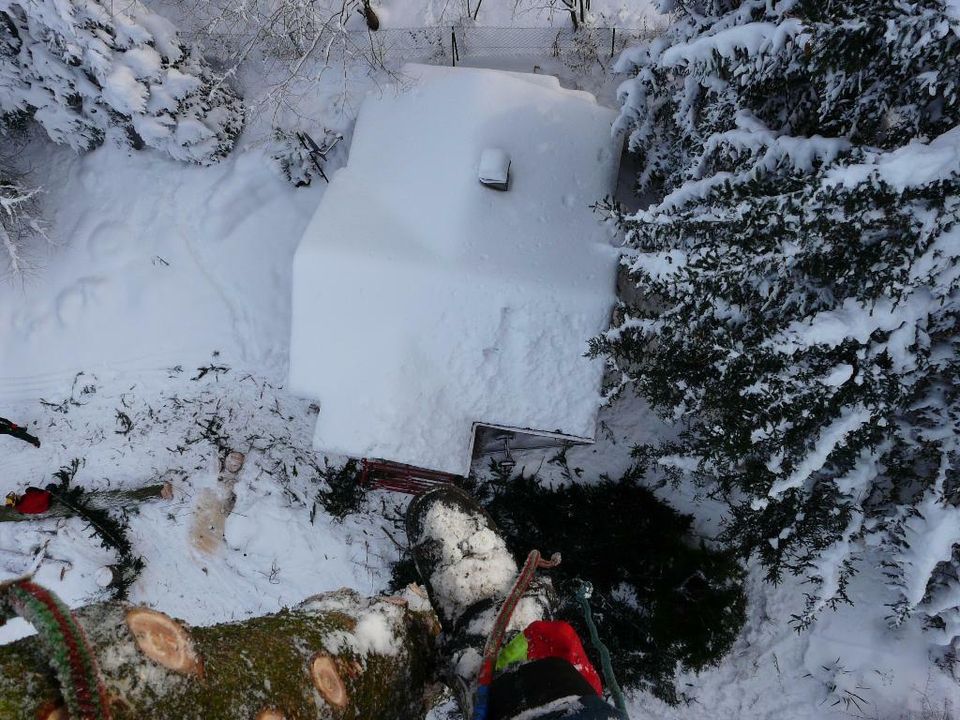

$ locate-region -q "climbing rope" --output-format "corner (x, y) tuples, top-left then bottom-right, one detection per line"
(473, 549), (561, 720)
(0, 578), (112, 720)
(574, 580), (629, 718)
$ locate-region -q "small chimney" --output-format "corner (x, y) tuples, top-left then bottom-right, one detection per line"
(478, 149), (511, 191)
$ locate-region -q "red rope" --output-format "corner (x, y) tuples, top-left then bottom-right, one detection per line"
(473, 550), (560, 719)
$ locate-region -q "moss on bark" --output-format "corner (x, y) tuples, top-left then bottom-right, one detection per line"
(0, 590), (438, 720)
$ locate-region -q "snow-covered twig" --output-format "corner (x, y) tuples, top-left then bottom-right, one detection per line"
(0, 177), (46, 280)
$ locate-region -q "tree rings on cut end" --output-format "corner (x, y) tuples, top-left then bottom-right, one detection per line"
(38, 703), (67, 720)
(223, 451), (245, 475)
(310, 653), (348, 708)
(255, 708), (288, 720)
(126, 607), (203, 676)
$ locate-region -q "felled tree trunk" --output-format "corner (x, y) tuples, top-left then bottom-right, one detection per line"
(0, 589), (439, 720)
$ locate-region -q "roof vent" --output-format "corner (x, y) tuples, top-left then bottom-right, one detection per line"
(478, 149), (511, 191)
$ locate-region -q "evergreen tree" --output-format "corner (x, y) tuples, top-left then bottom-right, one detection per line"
(600, 0), (960, 656)
(0, 0), (244, 164)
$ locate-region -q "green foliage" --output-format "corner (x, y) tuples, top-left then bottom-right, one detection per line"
(271, 130), (318, 187)
(314, 460), (366, 522)
(49, 459), (144, 600)
(483, 472), (744, 702)
(608, 0), (960, 630)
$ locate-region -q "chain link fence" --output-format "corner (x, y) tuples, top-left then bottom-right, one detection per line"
(373, 25), (655, 65)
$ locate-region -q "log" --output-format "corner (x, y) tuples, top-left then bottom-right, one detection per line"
(0, 588), (439, 720)
(0, 483), (173, 523)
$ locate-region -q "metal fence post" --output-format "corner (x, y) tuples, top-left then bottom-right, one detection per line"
(451, 27), (459, 66)
(610, 27), (616, 58)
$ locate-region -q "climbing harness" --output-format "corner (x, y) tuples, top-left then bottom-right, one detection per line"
(574, 580), (629, 719)
(0, 578), (112, 719)
(473, 549), (561, 720)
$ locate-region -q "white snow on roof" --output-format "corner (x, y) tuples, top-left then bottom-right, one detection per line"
(289, 64), (621, 475)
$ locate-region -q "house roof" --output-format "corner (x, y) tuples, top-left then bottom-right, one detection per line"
(289, 64), (621, 475)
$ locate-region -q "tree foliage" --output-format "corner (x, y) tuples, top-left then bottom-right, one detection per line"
(0, 0), (244, 164)
(601, 0), (960, 651)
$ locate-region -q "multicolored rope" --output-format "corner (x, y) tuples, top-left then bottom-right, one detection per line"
(472, 549), (561, 720)
(1, 579), (111, 720)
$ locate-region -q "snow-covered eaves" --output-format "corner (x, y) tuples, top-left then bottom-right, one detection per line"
(289, 64), (621, 475)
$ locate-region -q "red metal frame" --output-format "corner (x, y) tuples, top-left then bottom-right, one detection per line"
(360, 459), (458, 495)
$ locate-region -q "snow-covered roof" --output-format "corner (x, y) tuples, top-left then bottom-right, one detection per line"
(289, 64), (621, 475)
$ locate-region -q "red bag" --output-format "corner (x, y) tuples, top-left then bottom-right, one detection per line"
(523, 620), (603, 695)
(15, 487), (52, 514)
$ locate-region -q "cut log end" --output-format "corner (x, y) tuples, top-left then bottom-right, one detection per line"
(223, 451), (245, 475)
(310, 653), (348, 708)
(38, 703), (67, 720)
(255, 708), (287, 720)
(126, 607), (203, 677)
(95, 565), (119, 589)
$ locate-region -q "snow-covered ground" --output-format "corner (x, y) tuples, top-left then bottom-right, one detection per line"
(1, 2), (957, 719)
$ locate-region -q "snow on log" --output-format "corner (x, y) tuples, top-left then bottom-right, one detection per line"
(0, 589), (438, 720)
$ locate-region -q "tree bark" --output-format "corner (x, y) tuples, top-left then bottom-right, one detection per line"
(0, 589), (439, 720)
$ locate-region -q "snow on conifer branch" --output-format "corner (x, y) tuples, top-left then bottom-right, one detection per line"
(604, 0), (960, 647)
(0, 0), (244, 164)
(0, 173), (44, 278)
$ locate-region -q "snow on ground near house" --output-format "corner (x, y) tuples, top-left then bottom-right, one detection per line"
(290, 64), (622, 475)
(0, 142), (318, 388)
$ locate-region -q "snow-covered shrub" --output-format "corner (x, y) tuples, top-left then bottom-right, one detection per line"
(0, 0), (244, 163)
(271, 130), (317, 186)
(601, 0), (960, 649)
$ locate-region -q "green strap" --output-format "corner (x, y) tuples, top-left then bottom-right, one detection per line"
(574, 580), (629, 719)
(495, 631), (529, 671)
